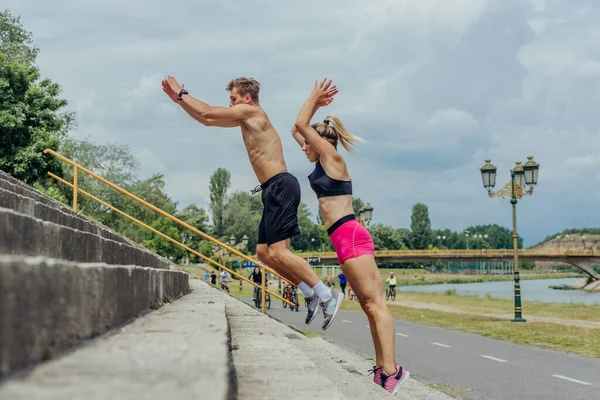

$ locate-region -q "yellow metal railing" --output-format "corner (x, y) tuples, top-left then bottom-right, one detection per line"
(44, 149), (294, 312)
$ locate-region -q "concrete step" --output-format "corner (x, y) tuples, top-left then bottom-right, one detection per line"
(0, 170), (78, 218)
(0, 185), (128, 245)
(0, 255), (189, 377)
(0, 278), (222, 400)
(223, 293), (452, 399)
(224, 294), (342, 399)
(0, 206), (172, 270)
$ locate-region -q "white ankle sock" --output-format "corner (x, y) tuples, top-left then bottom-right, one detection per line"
(312, 281), (332, 302)
(298, 282), (315, 298)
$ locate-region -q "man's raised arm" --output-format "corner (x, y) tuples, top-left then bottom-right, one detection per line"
(181, 102), (240, 128)
(163, 75), (255, 121)
(162, 77), (240, 128)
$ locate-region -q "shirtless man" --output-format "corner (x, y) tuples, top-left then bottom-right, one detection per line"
(161, 76), (343, 330)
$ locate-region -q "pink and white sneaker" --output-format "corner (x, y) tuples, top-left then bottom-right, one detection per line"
(368, 365), (383, 386)
(380, 364), (409, 395)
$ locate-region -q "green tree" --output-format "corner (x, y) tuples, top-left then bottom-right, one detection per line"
(222, 191), (262, 253)
(291, 203), (321, 251)
(58, 137), (184, 260)
(369, 224), (408, 250)
(0, 10), (37, 64)
(352, 197), (365, 216)
(60, 137), (139, 215)
(209, 168), (231, 237)
(464, 224), (519, 249)
(177, 203), (210, 262)
(0, 10), (75, 186)
(141, 216), (182, 261)
(410, 203), (431, 249)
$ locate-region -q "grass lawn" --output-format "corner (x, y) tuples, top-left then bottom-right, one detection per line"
(394, 291), (600, 321)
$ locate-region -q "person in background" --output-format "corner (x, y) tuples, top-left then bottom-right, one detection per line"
(337, 272), (347, 296)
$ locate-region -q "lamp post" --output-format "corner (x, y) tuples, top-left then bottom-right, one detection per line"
(436, 235), (446, 248)
(480, 157), (540, 323)
(358, 203), (374, 227)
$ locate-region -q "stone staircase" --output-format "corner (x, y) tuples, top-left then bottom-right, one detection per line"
(0, 170), (189, 376)
(0, 170), (450, 399)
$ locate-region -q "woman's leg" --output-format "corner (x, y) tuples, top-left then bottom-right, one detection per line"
(342, 255), (397, 374)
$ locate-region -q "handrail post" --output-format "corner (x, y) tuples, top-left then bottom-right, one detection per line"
(261, 267), (266, 314)
(73, 166), (78, 212)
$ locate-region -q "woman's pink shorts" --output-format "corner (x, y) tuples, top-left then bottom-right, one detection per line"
(328, 215), (375, 265)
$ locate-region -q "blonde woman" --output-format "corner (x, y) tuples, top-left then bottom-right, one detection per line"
(291, 79), (409, 395)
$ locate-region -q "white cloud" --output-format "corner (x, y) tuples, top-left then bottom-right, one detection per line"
(6, 0), (600, 246)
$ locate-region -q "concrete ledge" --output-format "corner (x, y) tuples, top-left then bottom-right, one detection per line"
(0, 186), (128, 245)
(0, 279), (227, 400)
(0, 207), (172, 269)
(0, 255), (190, 377)
(0, 171), (76, 218)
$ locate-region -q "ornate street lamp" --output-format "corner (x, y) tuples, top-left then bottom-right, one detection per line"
(229, 234), (236, 246)
(480, 160), (497, 190)
(523, 156), (540, 186)
(512, 162), (525, 188)
(357, 203), (374, 227)
(479, 157), (541, 323)
(241, 234), (249, 247)
(362, 203), (374, 225)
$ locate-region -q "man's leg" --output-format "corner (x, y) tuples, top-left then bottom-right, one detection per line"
(257, 243), (304, 287)
(269, 239), (342, 330)
(342, 254), (397, 375)
(267, 239), (321, 287)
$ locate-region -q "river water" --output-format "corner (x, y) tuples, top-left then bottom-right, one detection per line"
(398, 278), (600, 305)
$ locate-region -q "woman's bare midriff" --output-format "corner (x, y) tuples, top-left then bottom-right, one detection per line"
(319, 195), (354, 230)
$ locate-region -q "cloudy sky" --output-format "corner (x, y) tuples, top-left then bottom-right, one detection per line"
(7, 0), (600, 246)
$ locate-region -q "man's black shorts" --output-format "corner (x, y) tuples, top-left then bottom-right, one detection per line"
(257, 172), (301, 246)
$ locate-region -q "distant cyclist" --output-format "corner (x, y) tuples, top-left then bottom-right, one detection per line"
(385, 272), (397, 299)
(219, 269), (231, 292)
(249, 266), (263, 300)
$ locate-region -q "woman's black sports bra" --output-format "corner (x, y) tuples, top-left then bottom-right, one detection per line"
(308, 162), (352, 199)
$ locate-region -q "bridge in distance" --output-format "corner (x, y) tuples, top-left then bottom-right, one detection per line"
(294, 249), (600, 280)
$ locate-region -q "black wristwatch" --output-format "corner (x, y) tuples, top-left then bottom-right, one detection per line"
(177, 89), (189, 100)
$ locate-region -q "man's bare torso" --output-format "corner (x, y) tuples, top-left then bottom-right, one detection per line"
(239, 106), (287, 184)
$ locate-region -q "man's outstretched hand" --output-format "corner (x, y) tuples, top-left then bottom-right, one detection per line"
(312, 78), (339, 107)
(161, 75), (184, 103)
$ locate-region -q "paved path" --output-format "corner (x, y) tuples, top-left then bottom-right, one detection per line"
(248, 299), (600, 400)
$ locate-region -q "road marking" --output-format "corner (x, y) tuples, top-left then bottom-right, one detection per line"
(395, 333), (410, 337)
(431, 342), (451, 348)
(552, 375), (592, 386)
(342, 320), (352, 323)
(481, 355), (507, 363)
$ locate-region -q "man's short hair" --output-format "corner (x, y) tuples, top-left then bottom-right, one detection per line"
(226, 77), (260, 102)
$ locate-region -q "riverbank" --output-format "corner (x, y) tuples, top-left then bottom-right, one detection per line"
(380, 270), (582, 286)
(388, 291), (600, 323)
(549, 277), (600, 292)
